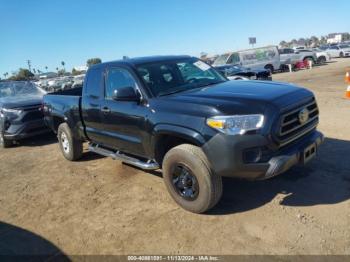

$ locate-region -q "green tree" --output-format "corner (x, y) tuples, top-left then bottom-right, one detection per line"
(57, 69), (65, 76)
(320, 36), (327, 45)
(291, 39), (298, 46)
(310, 36), (319, 45)
(72, 68), (84, 76)
(279, 41), (288, 47)
(8, 68), (34, 81)
(61, 61), (65, 70)
(86, 58), (102, 67)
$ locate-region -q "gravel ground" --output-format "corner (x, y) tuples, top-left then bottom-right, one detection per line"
(0, 58), (349, 257)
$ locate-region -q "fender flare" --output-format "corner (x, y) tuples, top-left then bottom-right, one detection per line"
(150, 124), (206, 157)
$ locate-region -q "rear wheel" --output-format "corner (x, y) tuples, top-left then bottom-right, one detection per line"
(340, 52), (344, 58)
(57, 123), (83, 161)
(264, 64), (274, 74)
(162, 144), (223, 213)
(0, 132), (12, 148)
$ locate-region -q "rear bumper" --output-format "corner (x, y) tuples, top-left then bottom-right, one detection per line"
(202, 130), (324, 180)
(3, 119), (50, 140)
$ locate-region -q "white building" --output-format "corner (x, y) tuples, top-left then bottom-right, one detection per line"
(327, 33), (350, 44)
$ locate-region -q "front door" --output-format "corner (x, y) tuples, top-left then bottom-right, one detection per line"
(99, 67), (147, 157)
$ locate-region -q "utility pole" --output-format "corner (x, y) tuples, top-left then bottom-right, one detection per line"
(27, 60), (32, 72)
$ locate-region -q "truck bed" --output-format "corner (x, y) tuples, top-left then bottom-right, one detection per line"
(43, 87), (84, 139)
(49, 87), (82, 96)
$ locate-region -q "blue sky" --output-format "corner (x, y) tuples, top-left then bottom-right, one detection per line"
(0, 0), (349, 76)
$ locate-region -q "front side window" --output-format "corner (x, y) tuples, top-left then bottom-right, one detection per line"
(137, 58), (226, 97)
(212, 54), (230, 66)
(226, 53), (240, 64)
(105, 68), (137, 99)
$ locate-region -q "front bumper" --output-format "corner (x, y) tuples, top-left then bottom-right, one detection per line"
(2, 119), (50, 140)
(202, 130), (324, 180)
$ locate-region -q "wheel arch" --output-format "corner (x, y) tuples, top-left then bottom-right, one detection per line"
(151, 124), (206, 166)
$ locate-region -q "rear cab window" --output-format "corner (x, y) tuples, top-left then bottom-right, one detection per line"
(85, 67), (103, 98)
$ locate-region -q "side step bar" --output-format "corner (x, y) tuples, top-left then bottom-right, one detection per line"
(88, 144), (159, 170)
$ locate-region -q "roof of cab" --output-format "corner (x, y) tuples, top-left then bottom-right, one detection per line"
(89, 55), (193, 69)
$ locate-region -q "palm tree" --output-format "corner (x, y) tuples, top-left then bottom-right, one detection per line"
(61, 61), (65, 71)
(56, 67), (59, 72)
(45, 66), (48, 72)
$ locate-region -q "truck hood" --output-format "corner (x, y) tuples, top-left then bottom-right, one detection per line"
(0, 95), (43, 109)
(155, 80), (313, 116)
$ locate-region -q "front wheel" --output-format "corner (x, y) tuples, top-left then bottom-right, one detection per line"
(317, 56), (326, 64)
(57, 123), (83, 161)
(264, 64), (274, 74)
(162, 144), (223, 213)
(340, 52), (344, 58)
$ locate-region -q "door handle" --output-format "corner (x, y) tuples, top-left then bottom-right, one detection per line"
(89, 102), (99, 107)
(101, 107), (111, 114)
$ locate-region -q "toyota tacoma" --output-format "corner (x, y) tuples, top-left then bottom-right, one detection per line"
(43, 56), (323, 213)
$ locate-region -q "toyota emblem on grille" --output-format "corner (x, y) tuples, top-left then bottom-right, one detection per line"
(298, 108), (309, 124)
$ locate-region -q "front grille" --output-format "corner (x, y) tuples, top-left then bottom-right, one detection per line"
(21, 106), (43, 122)
(277, 99), (319, 146)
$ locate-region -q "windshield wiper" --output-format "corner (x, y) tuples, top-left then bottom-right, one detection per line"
(158, 88), (188, 97)
(198, 81), (226, 88)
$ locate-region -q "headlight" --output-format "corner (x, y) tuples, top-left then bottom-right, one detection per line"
(1, 108), (22, 120)
(2, 108), (23, 114)
(206, 114), (264, 135)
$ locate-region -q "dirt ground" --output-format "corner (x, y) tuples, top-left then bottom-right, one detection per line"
(0, 58), (349, 257)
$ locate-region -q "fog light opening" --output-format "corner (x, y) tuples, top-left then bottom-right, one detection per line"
(243, 148), (262, 163)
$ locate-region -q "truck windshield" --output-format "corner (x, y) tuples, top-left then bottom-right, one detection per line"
(212, 54), (230, 66)
(0, 82), (44, 98)
(136, 58), (226, 97)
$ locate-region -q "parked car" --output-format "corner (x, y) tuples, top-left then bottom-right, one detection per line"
(326, 44), (350, 58)
(0, 81), (49, 148)
(214, 64), (272, 80)
(311, 48), (331, 64)
(279, 48), (317, 66)
(71, 74), (85, 89)
(213, 46), (280, 73)
(43, 55), (323, 213)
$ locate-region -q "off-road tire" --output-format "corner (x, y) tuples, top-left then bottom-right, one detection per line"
(162, 144), (223, 213)
(57, 123), (83, 161)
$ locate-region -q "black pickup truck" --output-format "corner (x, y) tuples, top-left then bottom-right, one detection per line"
(43, 55), (323, 213)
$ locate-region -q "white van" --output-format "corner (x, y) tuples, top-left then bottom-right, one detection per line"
(213, 46), (280, 73)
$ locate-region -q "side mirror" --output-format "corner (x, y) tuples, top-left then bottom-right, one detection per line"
(112, 86), (140, 102)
